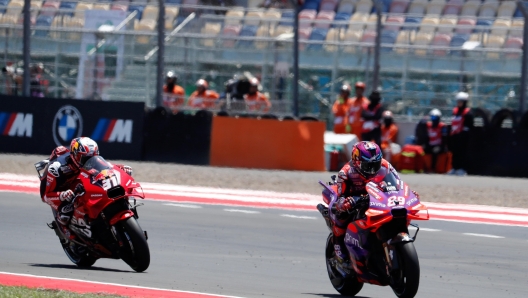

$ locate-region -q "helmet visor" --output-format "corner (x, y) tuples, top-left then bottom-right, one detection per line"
(360, 160), (382, 175)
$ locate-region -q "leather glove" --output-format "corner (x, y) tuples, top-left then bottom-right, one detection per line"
(336, 197), (355, 213)
(412, 190), (420, 199)
(355, 194), (370, 208)
(121, 165), (133, 176)
(59, 190), (74, 202)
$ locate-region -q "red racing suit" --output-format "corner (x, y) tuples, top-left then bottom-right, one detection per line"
(333, 159), (400, 234)
(40, 146), (131, 213)
(40, 146), (79, 211)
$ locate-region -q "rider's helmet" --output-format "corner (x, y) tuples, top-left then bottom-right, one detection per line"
(70, 137), (99, 169)
(429, 108), (442, 123)
(351, 141), (383, 178)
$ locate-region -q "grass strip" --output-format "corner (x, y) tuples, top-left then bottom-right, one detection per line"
(0, 285), (126, 298)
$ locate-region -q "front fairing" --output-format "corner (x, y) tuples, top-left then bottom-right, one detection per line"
(76, 156), (144, 219)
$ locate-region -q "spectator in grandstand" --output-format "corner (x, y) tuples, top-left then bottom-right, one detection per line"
(188, 79), (220, 109)
(424, 109), (449, 173)
(447, 92), (474, 176)
(361, 89), (384, 146)
(163, 71), (185, 112)
(244, 78), (271, 113)
(332, 84), (351, 134)
(380, 110), (399, 161)
(346, 82), (369, 138)
(1, 64), (22, 96)
(30, 63), (46, 98)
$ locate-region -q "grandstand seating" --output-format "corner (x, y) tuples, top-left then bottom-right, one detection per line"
(0, 0), (521, 62)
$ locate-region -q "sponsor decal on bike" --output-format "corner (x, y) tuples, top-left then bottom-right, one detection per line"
(345, 233), (362, 249)
(52, 105), (83, 147)
(386, 186), (397, 191)
(406, 197), (418, 206)
(370, 201), (386, 208)
(90, 194), (103, 197)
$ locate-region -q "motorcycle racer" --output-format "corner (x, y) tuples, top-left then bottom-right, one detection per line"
(331, 141), (415, 270)
(40, 137), (133, 238)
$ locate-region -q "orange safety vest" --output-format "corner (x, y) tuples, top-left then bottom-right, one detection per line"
(451, 107), (470, 135)
(361, 103), (381, 133)
(332, 97), (349, 134)
(347, 96), (369, 138)
(426, 121), (445, 146)
(244, 92), (271, 112)
(381, 123), (398, 150)
(163, 85), (185, 110)
(188, 90), (220, 108)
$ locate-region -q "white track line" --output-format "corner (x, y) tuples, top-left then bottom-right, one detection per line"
(463, 233), (504, 239)
(0, 271), (244, 298)
(281, 214), (317, 220)
(164, 203), (202, 209)
(419, 228), (442, 232)
(223, 209), (260, 214)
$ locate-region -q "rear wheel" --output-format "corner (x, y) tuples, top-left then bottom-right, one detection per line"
(325, 233), (363, 296)
(390, 242), (420, 298)
(119, 217), (150, 272)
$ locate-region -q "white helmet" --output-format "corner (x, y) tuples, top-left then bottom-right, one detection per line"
(429, 109), (442, 117)
(455, 92), (469, 101)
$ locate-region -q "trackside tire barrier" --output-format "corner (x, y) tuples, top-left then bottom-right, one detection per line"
(490, 108), (519, 129)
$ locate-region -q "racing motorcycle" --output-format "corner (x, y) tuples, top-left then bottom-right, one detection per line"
(35, 156), (150, 272)
(317, 167), (429, 298)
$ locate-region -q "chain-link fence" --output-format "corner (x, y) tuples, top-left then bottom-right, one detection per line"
(0, 3), (523, 122)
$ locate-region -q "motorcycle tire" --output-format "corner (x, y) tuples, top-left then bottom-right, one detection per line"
(325, 233), (363, 296)
(390, 242), (420, 298)
(62, 242), (97, 268)
(119, 217), (150, 272)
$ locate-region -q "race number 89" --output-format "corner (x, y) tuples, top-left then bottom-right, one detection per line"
(387, 196), (405, 207)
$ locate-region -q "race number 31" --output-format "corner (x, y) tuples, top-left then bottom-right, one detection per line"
(102, 173), (120, 190)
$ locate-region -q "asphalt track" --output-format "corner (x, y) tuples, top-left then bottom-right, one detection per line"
(1, 192), (528, 298)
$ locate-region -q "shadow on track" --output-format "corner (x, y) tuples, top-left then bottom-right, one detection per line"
(303, 294), (371, 298)
(28, 263), (132, 273)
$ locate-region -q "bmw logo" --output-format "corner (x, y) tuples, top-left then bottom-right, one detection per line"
(52, 105), (83, 146)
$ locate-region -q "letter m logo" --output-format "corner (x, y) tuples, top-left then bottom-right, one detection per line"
(108, 119), (133, 143)
(0, 113), (33, 137)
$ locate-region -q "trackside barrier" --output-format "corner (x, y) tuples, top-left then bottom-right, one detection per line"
(0, 95), (144, 160)
(142, 108), (212, 165)
(210, 116), (326, 171)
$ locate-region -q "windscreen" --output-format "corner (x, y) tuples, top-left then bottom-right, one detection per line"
(82, 156), (112, 175)
(370, 167), (400, 192)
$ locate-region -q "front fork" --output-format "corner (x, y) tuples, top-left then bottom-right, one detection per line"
(382, 223), (420, 273)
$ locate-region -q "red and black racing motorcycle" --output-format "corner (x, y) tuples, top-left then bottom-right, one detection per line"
(35, 156), (150, 272)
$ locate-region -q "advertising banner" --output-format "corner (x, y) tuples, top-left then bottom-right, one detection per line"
(0, 96), (144, 160)
(76, 9), (127, 99)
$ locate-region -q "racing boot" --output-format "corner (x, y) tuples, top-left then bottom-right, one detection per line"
(56, 203), (75, 241)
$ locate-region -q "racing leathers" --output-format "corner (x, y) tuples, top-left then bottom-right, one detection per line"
(331, 159), (400, 264)
(40, 146), (133, 233)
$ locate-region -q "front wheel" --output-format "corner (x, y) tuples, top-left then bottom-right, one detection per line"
(119, 217), (150, 272)
(325, 233), (363, 296)
(390, 242), (420, 298)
